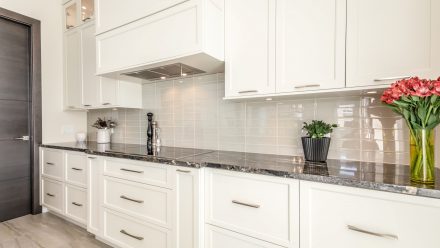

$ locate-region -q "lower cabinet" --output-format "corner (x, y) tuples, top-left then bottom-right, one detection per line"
(65, 184), (87, 223)
(300, 181), (440, 248)
(41, 177), (64, 214)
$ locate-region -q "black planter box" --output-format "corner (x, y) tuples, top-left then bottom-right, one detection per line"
(301, 137), (331, 162)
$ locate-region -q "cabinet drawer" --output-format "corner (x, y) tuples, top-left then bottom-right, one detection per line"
(65, 152), (87, 187)
(205, 169), (299, 247)
(42, 178), (63, 213)
(42, 149), (63, 180)
(103, 176), (171, 228)
(103, 158), (172, 188)
(65, 184), (87, 224)
(205, 224), (284, 248)
(300, 181), (440, 248)
(103, 209), (171, 248)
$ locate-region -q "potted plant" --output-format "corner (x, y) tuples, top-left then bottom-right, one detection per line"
(302, 120), (337, 162)
(92, 117), (117, 144)
(381, 77), (440, 184)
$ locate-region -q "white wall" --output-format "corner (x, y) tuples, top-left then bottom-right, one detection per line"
(0, 0), (87, 143)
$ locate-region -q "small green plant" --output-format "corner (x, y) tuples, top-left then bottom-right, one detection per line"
(302, 120), (337, 138)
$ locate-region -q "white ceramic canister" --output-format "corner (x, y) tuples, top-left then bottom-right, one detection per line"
(96, 128), (111, 143)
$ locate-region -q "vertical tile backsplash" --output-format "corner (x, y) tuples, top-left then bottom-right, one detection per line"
(87, 73), (440, 166)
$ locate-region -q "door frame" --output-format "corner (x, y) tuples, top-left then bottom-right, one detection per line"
(0, 7), (42, 214)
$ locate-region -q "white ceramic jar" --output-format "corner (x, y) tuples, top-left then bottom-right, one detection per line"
(97, 129), (111, 143)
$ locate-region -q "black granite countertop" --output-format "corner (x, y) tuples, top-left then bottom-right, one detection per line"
(41, 142), (440, 199)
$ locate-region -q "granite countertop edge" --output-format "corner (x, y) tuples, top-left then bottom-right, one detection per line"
(40, 143), (440, 200)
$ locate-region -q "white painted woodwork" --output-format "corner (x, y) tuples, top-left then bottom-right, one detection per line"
(42, 149), (64, 181)
(174, 167), (201, 248)
(81, 22), (100, 108)
(65, 184), (87, 224)
(346, 0), (440, 87)
(276, 0), (346, 93)
(95, 0), (224, 76)
(63, 0), (79, 31)
(102, 158), (172, 189)
(95, 0), (189, 34)
(205, 169), (299, 248)
(65, 152), (87, 187)
(64, 29), (82, 109)
(42, 178), (64, 214)
(102, 209), (172, 248)
(87, 156), (101, 235)
(99, 76), (118, 106)
(224, 0), (276, 97)
(102, 176), (172, 228)
(205, 224), (285, 248)
(300, 181), (440, 248)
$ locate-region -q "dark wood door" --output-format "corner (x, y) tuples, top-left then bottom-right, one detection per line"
(0, 17), (32, 221)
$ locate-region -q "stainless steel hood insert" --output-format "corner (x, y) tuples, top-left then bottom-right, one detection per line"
(123, 63), (206, 81)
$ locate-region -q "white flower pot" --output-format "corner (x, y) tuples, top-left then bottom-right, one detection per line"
(97, 129), (111, 143)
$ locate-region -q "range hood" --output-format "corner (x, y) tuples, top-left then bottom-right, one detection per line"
(123, 63), (206, 81)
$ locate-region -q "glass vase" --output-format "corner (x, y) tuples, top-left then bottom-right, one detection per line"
(409, 128), (435, 185)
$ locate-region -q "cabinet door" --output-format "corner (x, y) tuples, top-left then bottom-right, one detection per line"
(346, 0), (440, 87)
(276, 0), (346, 93)
(300, 181), (440, 248)
(87, 156), (100, 235)
(80, 0), (95, 23)
(64, 29), (83, 109)
(175, 167), (200, 248)
(224, 0), (276, 98)
(64, 1), (78, 30)
(81, 23), (99, 108)
(95, 0), (189, 34)
(99, 77), (118, 107)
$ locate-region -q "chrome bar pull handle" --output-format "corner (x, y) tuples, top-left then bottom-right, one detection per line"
(46, 193), (55, 197)
(102, 103), (111, 105)
(72, 202), (83, 207)
(120, 195), (144, 204)
(347, 225), (398, 240)
(232, 200), (260, 209)
(294, 84), (321, 89)
(374, 76), (411, 82)
(46, 162), (55, 165)
(176, 169), (191, 173)
(238, 90), (258, 94)
(15, 136), (30, 141)
(120, 230), (144, 241)
(120, 168), (144, 174)
(71, 167), (83, 171)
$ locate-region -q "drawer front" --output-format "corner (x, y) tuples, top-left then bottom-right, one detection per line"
(205, 224), (284, 248)
(42, 149), (63, 180)
(65, 152), (87, 187)
(300, 181), (440, 248)
(96, 4), (199, 74)
(103, 176), (171, 228)
(42, 178), (63, 213)
(103, 209), (171, 248)
(205, 169), (299, 246)
(103, 158), (172, 188)
(65, 184), (87, 224)
(96, 0), (189, 34)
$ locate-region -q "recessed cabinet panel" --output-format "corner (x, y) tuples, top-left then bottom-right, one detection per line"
(81, 23), (100, 108)
(225, 0), (276, 97)
(346, 0), (440, 87)
(64, 30), (82, 109)
(95, 0), (189, 34)
(276, 0), (346, 93)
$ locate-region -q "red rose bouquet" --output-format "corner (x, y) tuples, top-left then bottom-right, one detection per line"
(381, 77), (440, 184)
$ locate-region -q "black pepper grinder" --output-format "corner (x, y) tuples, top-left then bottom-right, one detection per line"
(147, 113), (154, 155)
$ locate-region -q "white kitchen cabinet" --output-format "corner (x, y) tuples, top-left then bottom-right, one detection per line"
(95, 0), (188, 34)
(65, 184), (87, 224)
(224, 0), (276, 97)
(64, 29), (82, 109)
(174, 167), (201, 248)
(95, 0), (224, 76)
(64, 0), (78, 30)
(276, 0), (346, 93)
(205, 168), (299, 248)
(346, 0), (440, 87)
(87, 156), (101, 236)
(42, 178), (64, 214)
(300, 181), (440, 248)
(81, 22), (99, 108)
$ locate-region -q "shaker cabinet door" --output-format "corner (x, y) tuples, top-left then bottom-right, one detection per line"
(276, 0), (346, 93)
(81, 23), (100, 108)
(64, 29), (83, 109)
(224, 0), (276, 98)
(346, 0), (440, 87)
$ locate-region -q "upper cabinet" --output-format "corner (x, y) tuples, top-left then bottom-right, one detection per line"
(95, 0), (188, 35)
(346, 0), (440, 87)
(95, 0), (224, 77)
(224, 0), (276, 97)
(276, 0), (346, 93)
(64, 0), (95, 31)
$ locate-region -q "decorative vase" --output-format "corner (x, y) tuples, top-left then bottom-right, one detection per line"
(301, 137), (331, 162)
(97, 128), (111, 144)
(410, 128), (435, 185)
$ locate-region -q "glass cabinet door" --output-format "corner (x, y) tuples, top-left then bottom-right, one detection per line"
(65, 2), (78, 30)
(80, 0), (95, 23)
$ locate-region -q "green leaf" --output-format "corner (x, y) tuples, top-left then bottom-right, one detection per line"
(411, 96), (420, 101)
(393, 100), (409, 108)
(410, 121), (423, 129)
(431, 95), (438, 104)
(402, 109), (410, 120)
(417, 107), (427, 123)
